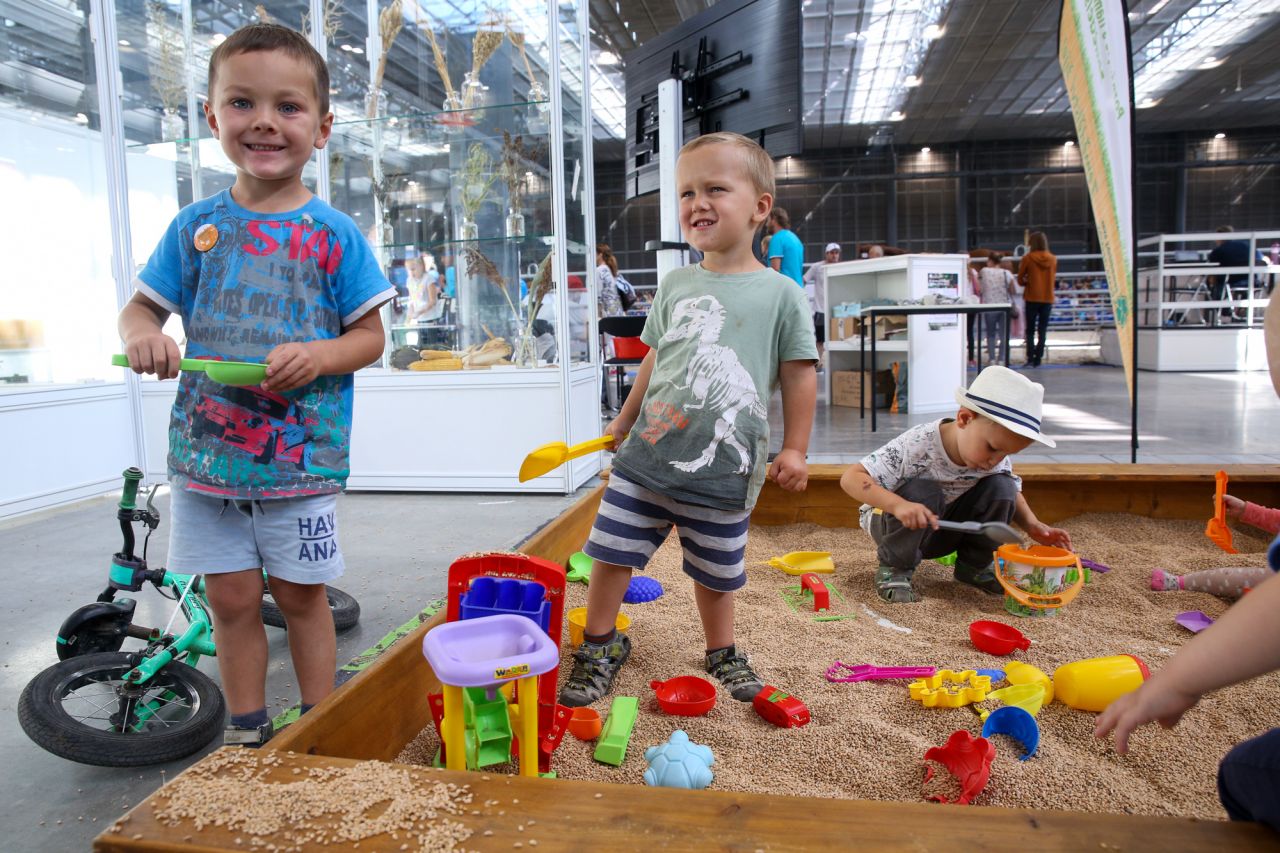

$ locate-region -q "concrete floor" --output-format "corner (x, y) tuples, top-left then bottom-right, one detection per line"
(4, 362), (1278, 851)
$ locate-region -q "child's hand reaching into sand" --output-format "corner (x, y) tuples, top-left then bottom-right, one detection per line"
(1094, 676), (1201, 754)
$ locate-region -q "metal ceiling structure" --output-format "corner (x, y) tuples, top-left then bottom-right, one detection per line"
(587, 0), (1280, 149)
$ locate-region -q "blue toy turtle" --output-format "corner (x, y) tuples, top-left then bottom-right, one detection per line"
(643, 729), (714, 790)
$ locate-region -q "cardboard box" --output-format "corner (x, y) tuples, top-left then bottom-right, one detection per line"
(831, 369), (895, 409)
(829, 316), (859, 341)
(828, 316), (908, 343)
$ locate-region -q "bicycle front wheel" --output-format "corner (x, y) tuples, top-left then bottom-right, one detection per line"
(18, 652), (225, 767)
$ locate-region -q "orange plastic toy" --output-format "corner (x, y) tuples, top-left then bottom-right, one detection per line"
(1206, 470), (1239, 554)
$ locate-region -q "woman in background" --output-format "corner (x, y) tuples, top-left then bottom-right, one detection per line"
(595, 243), (625, 319)
(1018, 231), (1057, 367)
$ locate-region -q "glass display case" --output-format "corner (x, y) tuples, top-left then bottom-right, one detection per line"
(114, 0), (601, 492)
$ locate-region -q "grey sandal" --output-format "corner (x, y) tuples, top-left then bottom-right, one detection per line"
(875, 566), (922, 603)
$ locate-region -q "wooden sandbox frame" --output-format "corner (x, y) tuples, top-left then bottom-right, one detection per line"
(98, 465), (1280, 852)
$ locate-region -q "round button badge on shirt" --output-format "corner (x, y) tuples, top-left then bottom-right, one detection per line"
(193, 223), (219, 252)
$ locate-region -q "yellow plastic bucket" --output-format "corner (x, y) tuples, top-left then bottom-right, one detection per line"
(566, 607), (631, 647)
(994, 543), (1084, 618)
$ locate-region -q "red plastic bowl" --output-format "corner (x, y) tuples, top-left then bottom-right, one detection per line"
(650, 676), (717, 716)
(969, 620), (1031, 656)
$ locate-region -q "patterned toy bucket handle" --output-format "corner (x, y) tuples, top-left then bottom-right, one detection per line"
(993, 546), (1085, 610)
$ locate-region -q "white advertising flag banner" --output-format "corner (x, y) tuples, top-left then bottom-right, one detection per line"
(1059, 0), (1135, 397)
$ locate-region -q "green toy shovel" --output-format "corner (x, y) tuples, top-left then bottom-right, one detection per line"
(112, 354), (267, 387)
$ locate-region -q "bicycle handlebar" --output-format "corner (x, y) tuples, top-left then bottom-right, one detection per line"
(119, 467), (143, 511)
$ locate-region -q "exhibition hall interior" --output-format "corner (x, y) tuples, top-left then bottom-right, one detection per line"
(2, 1), (1279, 850)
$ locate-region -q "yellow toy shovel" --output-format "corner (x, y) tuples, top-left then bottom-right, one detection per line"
(519, 435), (615, 482)
(764, 551), (835, 575)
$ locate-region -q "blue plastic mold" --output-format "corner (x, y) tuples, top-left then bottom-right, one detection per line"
(459, 576), (551, 633)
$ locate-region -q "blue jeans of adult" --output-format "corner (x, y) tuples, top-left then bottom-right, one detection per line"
(1024, 300), (1053, 365)
(1219, 727), (1280, 831)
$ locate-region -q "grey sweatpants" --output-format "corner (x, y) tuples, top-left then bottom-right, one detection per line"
(867, 475), (1018, 573)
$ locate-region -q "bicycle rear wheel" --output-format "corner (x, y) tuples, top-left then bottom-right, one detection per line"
(18, 651), (225, 766)
(261, 585), (360, 632)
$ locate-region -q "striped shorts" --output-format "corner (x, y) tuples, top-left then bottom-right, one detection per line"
(583, 472), (752, 592)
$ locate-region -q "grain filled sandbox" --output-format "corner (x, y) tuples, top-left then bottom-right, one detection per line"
(102, 467), (1280, 852)
(394, 510), (1279, 819)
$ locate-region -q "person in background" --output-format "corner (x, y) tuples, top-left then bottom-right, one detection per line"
(1208, 226), (1262, 324)
(595, 243), (625, 318)
(967, 258), (983, 368)
(867, 244), (885, 259)
(406, 254), (442, 323)
(766, 207), (804, 287)
(803, 242), (841, 360)
(978, 253), (1016, 365)
(1017, 231), (1057, 367)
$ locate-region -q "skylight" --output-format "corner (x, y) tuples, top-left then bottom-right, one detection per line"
(843, 0), (948, 125)
(1133, 0), (1280, 105)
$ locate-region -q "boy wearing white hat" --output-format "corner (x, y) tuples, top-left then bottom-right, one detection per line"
(839, 365), (1072, 603)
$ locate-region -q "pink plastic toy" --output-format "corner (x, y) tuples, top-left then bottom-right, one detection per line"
(969, 620), (1031, 655)
(650, 676), (716, 716)
(799, 573), (830, 611)
(825, 662), (937, 683)
(922, 730), (996, 805)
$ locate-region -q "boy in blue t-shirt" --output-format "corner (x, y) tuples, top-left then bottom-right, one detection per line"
(117, 24), (394, 746)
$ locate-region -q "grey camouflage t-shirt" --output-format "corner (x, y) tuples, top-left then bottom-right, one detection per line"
(857, 419), (1023, 528)
(611, 264), (817, 510)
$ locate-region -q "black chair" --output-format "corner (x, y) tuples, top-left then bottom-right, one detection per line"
(598, 315), (648, 411)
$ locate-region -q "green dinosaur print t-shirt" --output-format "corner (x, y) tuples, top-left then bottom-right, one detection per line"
(611, 263), (818, 510)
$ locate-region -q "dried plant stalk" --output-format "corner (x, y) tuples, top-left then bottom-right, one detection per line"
(521, 250), (555, 342)
(301, 0), (341, 43)
(505, 26), (540, 89)
(146, 1), (187, 116)
(367, 0), (404, 118)
(470, 28), (504, 76)
(422, 27), (456, 101)
(459, 143), (497, 222)
(464, 247), (520, 323)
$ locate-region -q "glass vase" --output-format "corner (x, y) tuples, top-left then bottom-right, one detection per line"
(364, 86), (387, 119)
(458, 218), (479, 241)
(461, 71), (487, 110)
(505, 208), (526, 239)
(161, 109), (185, 143)
(512, 332), (539, 368)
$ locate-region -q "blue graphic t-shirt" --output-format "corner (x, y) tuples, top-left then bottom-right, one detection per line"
(137, 191), (394, 499)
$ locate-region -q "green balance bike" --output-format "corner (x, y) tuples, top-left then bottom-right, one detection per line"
(17, 468), (360, 766)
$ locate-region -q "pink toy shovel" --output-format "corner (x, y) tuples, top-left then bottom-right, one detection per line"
(825, 662), (937, 683)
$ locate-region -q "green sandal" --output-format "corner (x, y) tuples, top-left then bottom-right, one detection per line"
(875, 565), (922, 603)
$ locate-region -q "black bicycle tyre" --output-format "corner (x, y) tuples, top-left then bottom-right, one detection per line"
(260, 585), (360, 632)
(18, 652), (225, 767)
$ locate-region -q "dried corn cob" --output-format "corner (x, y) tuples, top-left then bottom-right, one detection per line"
(408, 357), (463, 371)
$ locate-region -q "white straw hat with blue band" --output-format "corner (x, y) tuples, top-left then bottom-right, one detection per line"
(955, 365), (1056, 448)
